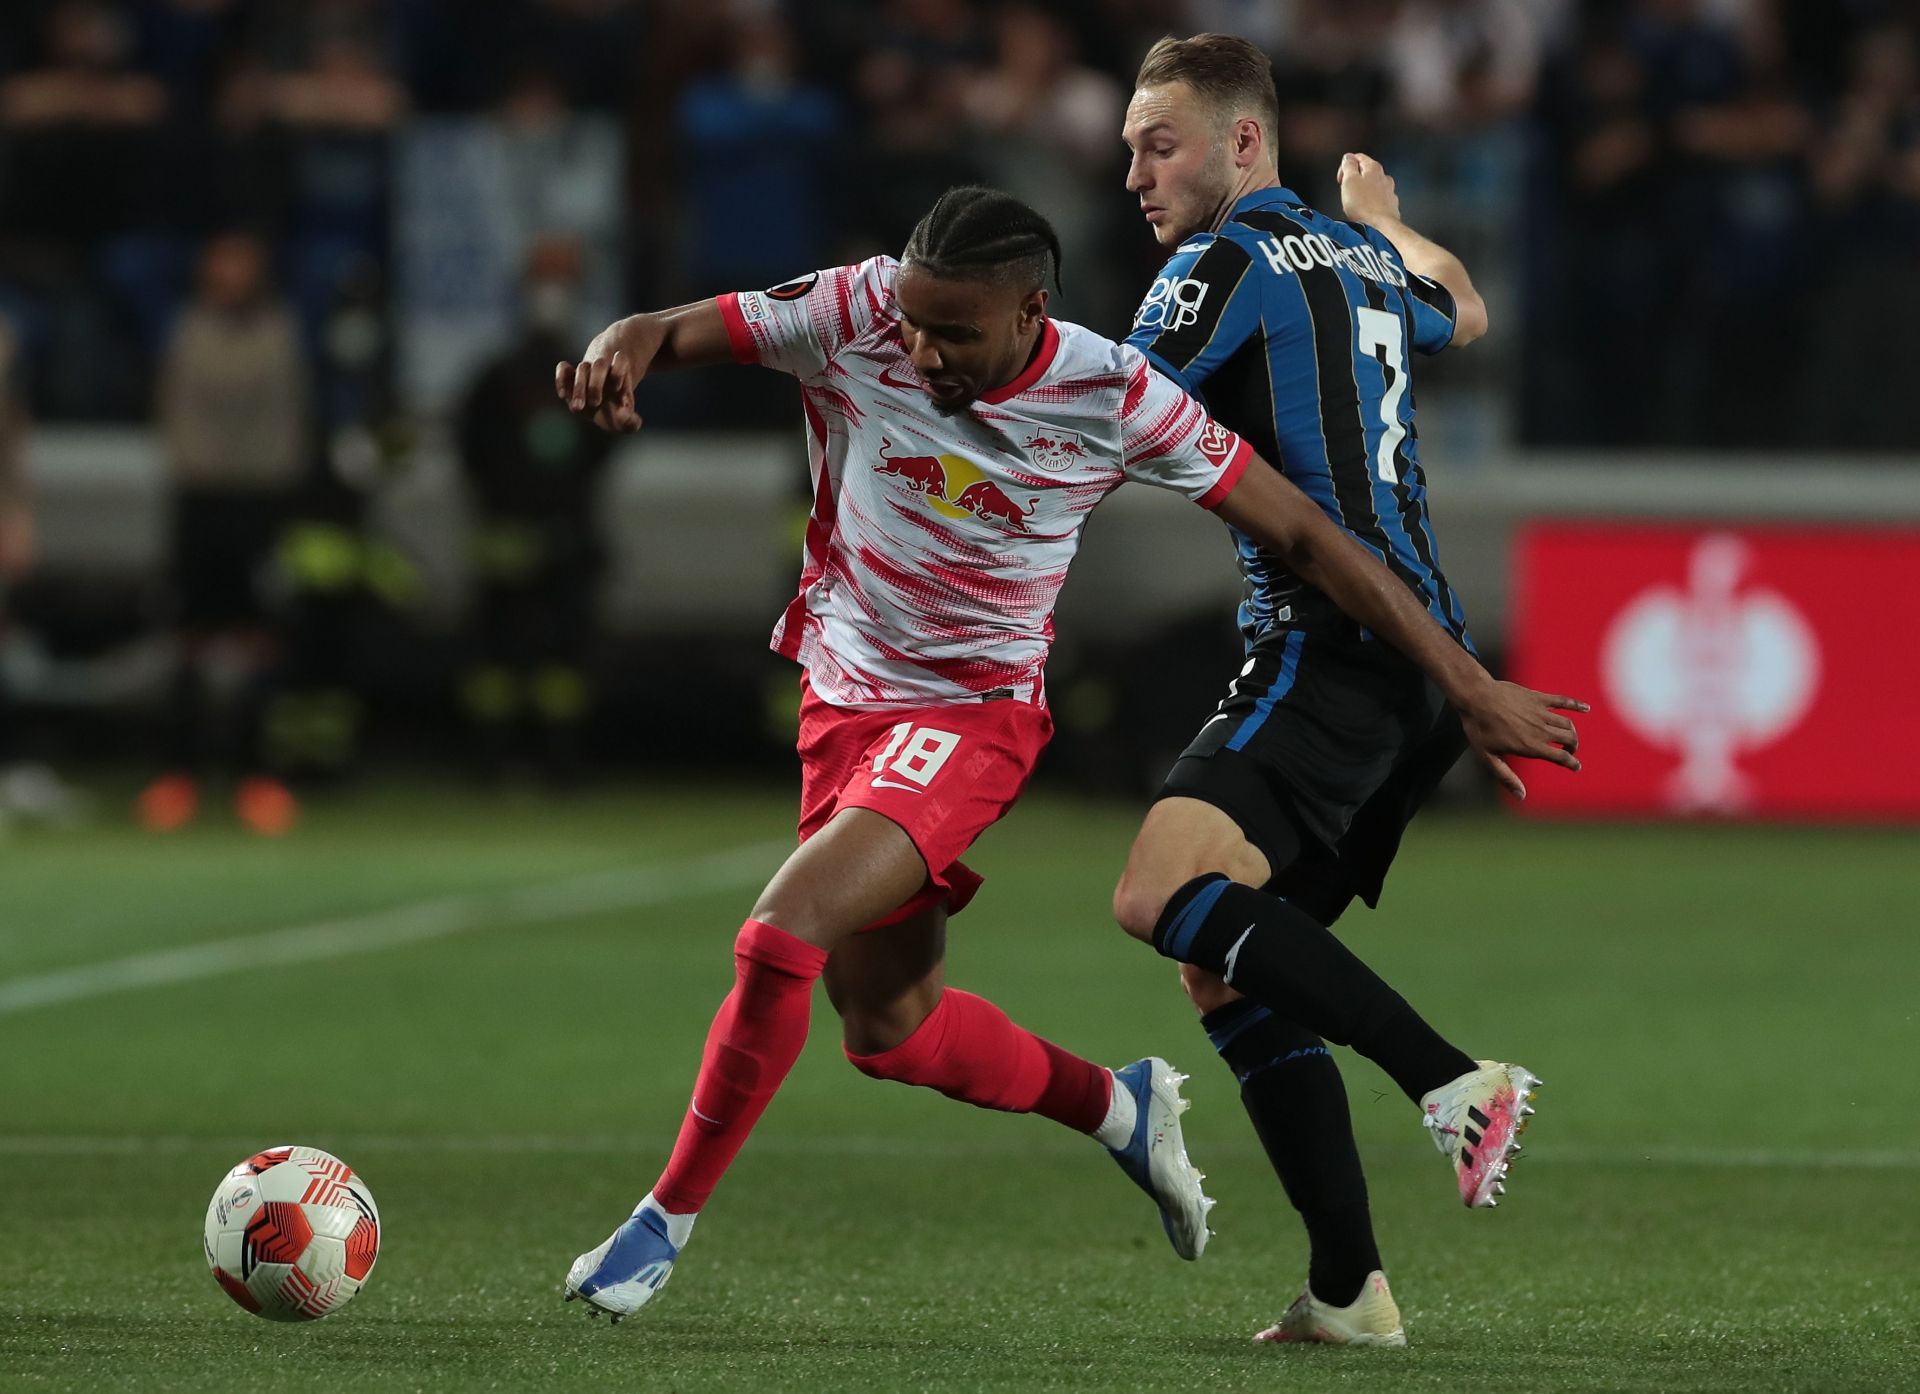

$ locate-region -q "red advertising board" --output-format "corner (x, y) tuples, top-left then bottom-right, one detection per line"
(1509, 523), (1920, 820)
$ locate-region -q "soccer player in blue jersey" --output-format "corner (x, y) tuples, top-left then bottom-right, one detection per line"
(1107, 35), (1587, 1345)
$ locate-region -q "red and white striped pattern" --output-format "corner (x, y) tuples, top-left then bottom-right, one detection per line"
(295, 1152), (355, 1208)
(717, 258), (1251, 709)
(276, 1265), (343, 1321)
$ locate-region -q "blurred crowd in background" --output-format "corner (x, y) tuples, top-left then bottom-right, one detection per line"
(3, 0), (1918, 439)
(1, 0), (1917, 829)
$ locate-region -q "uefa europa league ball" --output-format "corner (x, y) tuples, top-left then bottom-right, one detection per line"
(203, 1145), (380, 1321)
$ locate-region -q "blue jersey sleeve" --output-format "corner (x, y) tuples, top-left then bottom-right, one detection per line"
(1125, 234), (1264, 394)
(1361, 227), (1457, 355)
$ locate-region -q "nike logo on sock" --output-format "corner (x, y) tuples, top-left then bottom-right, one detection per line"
(690, 1101), (722, 1126)
(1222, 925), (1255, 984)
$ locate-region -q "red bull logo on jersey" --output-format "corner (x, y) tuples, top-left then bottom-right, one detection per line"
(1021, 429), (1089, 473)
(875, 439), (948, 496)
(873, 441), (1039, 533)
(950, 480), (1037, 531)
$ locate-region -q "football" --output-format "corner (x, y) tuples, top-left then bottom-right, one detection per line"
(202, 1145), (381, 1321)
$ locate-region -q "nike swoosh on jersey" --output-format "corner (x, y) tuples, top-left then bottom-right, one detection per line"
(877, 366), (926, 392)
(870, 778), (927, 793)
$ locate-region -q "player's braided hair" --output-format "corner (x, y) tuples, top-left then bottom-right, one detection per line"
(902, 186), (1063, 293)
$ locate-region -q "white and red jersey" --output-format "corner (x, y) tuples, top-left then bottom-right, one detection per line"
(716, 256), (1253, 708)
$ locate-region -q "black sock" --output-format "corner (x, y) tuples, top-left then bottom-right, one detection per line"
(1202, 998), (1380, 1306)
(1155, 875), (1475, 1103)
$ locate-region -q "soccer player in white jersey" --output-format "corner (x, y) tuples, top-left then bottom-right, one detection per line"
(551, 186), (1581, 1322)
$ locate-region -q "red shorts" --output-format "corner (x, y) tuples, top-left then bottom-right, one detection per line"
(796, 675), (1053, 926)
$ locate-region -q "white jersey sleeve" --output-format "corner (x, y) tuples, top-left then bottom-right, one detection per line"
(1117, 346), (1253, 509)
(716, 259), (897, 379)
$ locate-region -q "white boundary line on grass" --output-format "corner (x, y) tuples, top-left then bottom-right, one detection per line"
(0, 839), (791, 1018)
(0, 1133), (1915, 1171)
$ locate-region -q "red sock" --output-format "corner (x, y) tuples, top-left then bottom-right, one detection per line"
(653, 920), (827, 1214)
(846, 988), (1112, 1134)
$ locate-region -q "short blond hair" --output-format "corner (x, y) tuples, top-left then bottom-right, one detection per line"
(1135, 33), (1279, 141)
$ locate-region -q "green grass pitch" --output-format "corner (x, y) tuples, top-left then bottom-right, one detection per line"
(2, 783), (1916, 1391)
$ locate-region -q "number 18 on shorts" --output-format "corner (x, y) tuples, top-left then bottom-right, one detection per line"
(795, 679), (1055, 919)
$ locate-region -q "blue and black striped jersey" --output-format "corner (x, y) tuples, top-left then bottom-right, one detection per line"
(1127, 186), (1472, 651)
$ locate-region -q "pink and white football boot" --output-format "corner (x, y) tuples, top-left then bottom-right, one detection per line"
(1420, 1061), (1541, 1208)
(1254, 1270), (1406, 1347)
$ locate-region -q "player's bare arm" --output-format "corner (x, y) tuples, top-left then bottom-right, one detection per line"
(1214, 460), (1584, 798)
(555, 299), (735, 434)
(1337, 153), (1489, 347)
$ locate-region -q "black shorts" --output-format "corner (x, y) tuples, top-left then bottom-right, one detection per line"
(1157, 625), (1469, 923)
(170, 489), (290, 629)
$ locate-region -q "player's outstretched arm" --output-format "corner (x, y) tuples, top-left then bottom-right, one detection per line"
(1214, 462), (1585, 798)
(555, 299), (736, 434)
(1337, 153), (1488, 347)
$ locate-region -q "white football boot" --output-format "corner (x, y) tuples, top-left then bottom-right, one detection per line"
(1106, 1057), (1216, 1260)
(1254, 1269), (1407, 1347)
(563, 1208), (680, 1322)
(1420, 1060), (1541, 1208)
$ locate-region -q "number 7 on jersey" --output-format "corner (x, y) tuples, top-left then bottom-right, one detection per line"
(1356, 306), (1409, 486)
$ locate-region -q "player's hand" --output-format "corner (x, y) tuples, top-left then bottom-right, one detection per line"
(1336, 152), (1401, 228)
(556, 340), (643, 434)
(1456, 681), (1588, 801)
